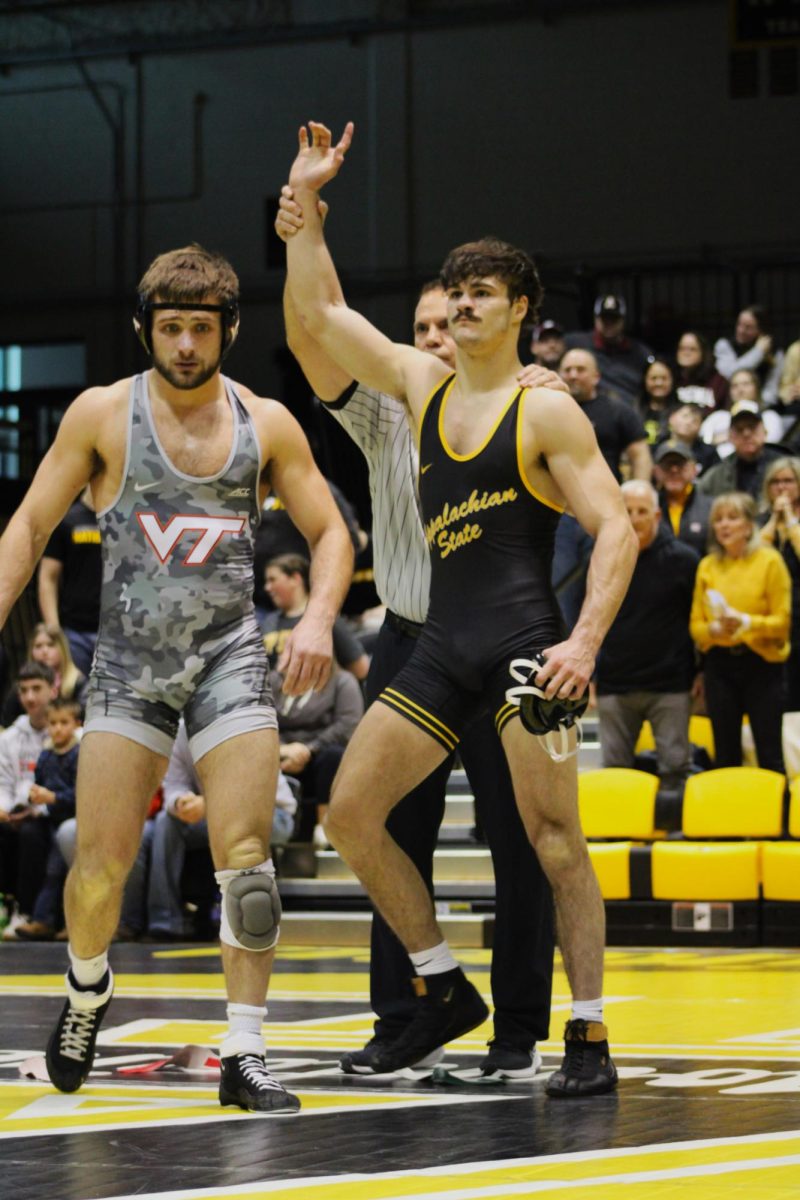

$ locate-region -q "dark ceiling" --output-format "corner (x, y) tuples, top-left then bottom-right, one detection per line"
(0, 0), (707, 66)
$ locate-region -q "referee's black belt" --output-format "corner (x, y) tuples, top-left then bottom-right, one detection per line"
(385, 609), (425, 640)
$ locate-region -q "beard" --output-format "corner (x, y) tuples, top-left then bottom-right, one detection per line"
(151, 349), (222, 390)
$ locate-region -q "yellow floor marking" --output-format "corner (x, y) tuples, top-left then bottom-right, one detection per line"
(101, 1131), (800, 1200)
(0, 972), (375, 1000)
(0, 1079), (512, 1138)
(4, 950), (800, 1062)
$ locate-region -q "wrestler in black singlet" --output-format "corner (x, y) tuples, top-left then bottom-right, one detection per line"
(378, 372), (565, 750)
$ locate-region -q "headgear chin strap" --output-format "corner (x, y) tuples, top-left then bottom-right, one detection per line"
(505, 652), (588, 763)
(133, 298), (240, 359)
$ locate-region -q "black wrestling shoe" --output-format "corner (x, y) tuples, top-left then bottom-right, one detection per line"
(364, 968), (488, 1074)
(340, 1034), (444, 1074)
(45, 969), (114, 1093)
(478, 1040), (542, 1080)
(545, 1019), (618, 1097)
(219, 1053), (300, 1113)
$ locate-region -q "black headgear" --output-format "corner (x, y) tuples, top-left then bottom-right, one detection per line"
(133, 298), (240, 359)
(506, 651), (588, 762)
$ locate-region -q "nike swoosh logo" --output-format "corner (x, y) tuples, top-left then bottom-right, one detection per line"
(134, 481), (158, 493)
(420, 463), (432, 475)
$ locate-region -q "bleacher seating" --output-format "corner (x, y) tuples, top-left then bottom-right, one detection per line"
(578, 768), (659, 839)
(681, 768), (785, 839)
(651, 842), (761, 901)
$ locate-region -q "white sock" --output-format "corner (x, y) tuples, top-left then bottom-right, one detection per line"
(409, 941), (459, 977)
(68, 947), (109, 989)
(220, 1002), (267, 1059)
(571, 998), (604, 1024)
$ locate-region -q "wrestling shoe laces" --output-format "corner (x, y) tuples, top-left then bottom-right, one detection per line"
(545, 1018), (618, 1098)
(58, 1007), (102, 1062)
(45, 969), (114, 1093)
(219, 1052), (301, 1113)
(239, 1055), (285, 1094)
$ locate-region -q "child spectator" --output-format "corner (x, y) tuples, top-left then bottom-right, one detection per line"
(1, 623), (88, 726)
(660, 395), (720, 476)
(15, 699), (81, 940)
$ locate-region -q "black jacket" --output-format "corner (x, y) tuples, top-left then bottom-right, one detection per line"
(597, 526), (699, 694)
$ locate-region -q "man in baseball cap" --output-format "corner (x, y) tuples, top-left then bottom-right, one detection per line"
(530, 319), (566, 369)
(699, 400), (785, 499)
(564, 293), (652, 405)
(653, 440), (712, 556)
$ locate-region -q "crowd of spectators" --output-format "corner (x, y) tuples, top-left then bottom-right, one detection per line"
(2, 294), (800, 942)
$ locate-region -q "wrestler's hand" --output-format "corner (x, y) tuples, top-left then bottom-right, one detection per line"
(275, 184), (328, 243)
(517, 364), (569, 395)
(534, 636), (595, 701)
(288, 121), (354, 194)
(278, 614), (334, 695)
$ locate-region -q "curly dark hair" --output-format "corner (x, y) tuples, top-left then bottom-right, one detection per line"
(137, 243), (239, 306)
(439, 237), (543, 322)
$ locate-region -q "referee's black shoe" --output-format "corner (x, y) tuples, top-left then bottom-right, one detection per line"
(364, 967), (488, 1074)
(545, 1019), (618, 1097)
(45, 969), (114, 1093)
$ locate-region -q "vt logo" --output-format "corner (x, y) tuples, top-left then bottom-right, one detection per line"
(137, 513), (245, 566)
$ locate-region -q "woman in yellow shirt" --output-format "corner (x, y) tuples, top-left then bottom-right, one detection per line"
(690, 491), (790, 772)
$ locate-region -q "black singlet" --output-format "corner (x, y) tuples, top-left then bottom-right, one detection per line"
(378, 373), (565, 749)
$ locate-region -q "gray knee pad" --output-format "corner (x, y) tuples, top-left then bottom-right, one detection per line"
(215, 860), (281, 952)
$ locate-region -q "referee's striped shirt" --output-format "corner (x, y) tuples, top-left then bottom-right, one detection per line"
(323, 384), (430, 624)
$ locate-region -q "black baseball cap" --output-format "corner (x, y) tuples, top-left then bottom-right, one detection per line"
(654, 439), (695, 464)
(534, 319), (565, 339)
(594, 294), (627, 319)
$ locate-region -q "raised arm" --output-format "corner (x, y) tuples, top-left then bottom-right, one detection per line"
(275, 187), (354, 402)
(0, 392), (100, 629)
(284, 122), (445, 418)
(531, 392), (638, 699)
(262, 400), (354, 695)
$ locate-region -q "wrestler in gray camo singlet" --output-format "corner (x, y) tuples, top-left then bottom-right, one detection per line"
(84, 372), (275, 757)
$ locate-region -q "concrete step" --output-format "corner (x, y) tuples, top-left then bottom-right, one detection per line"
(281, 910), (492, 947)
(315, 847), (494, 884)
(443, 795), (475, 824)
(280, 877), (497, 902)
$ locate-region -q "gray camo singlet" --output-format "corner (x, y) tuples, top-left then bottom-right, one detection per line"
(92, 372), (264, 705)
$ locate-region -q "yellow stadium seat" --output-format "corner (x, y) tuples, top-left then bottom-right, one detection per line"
(634, 721), (655, 753)
(652, 842), (760, 900)
(588, 842), (631, 900)
(578, 769), (659, 839)
(789, 777), (800, 838)
(688, 715), (715, 759)
(762, 843), (800, 900)
(682, 767), (784, 838)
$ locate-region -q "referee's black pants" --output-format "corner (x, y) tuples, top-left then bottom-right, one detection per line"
(366, 614), (555, 1049)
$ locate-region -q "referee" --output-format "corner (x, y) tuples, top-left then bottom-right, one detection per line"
(279, 201), (556, 1078)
